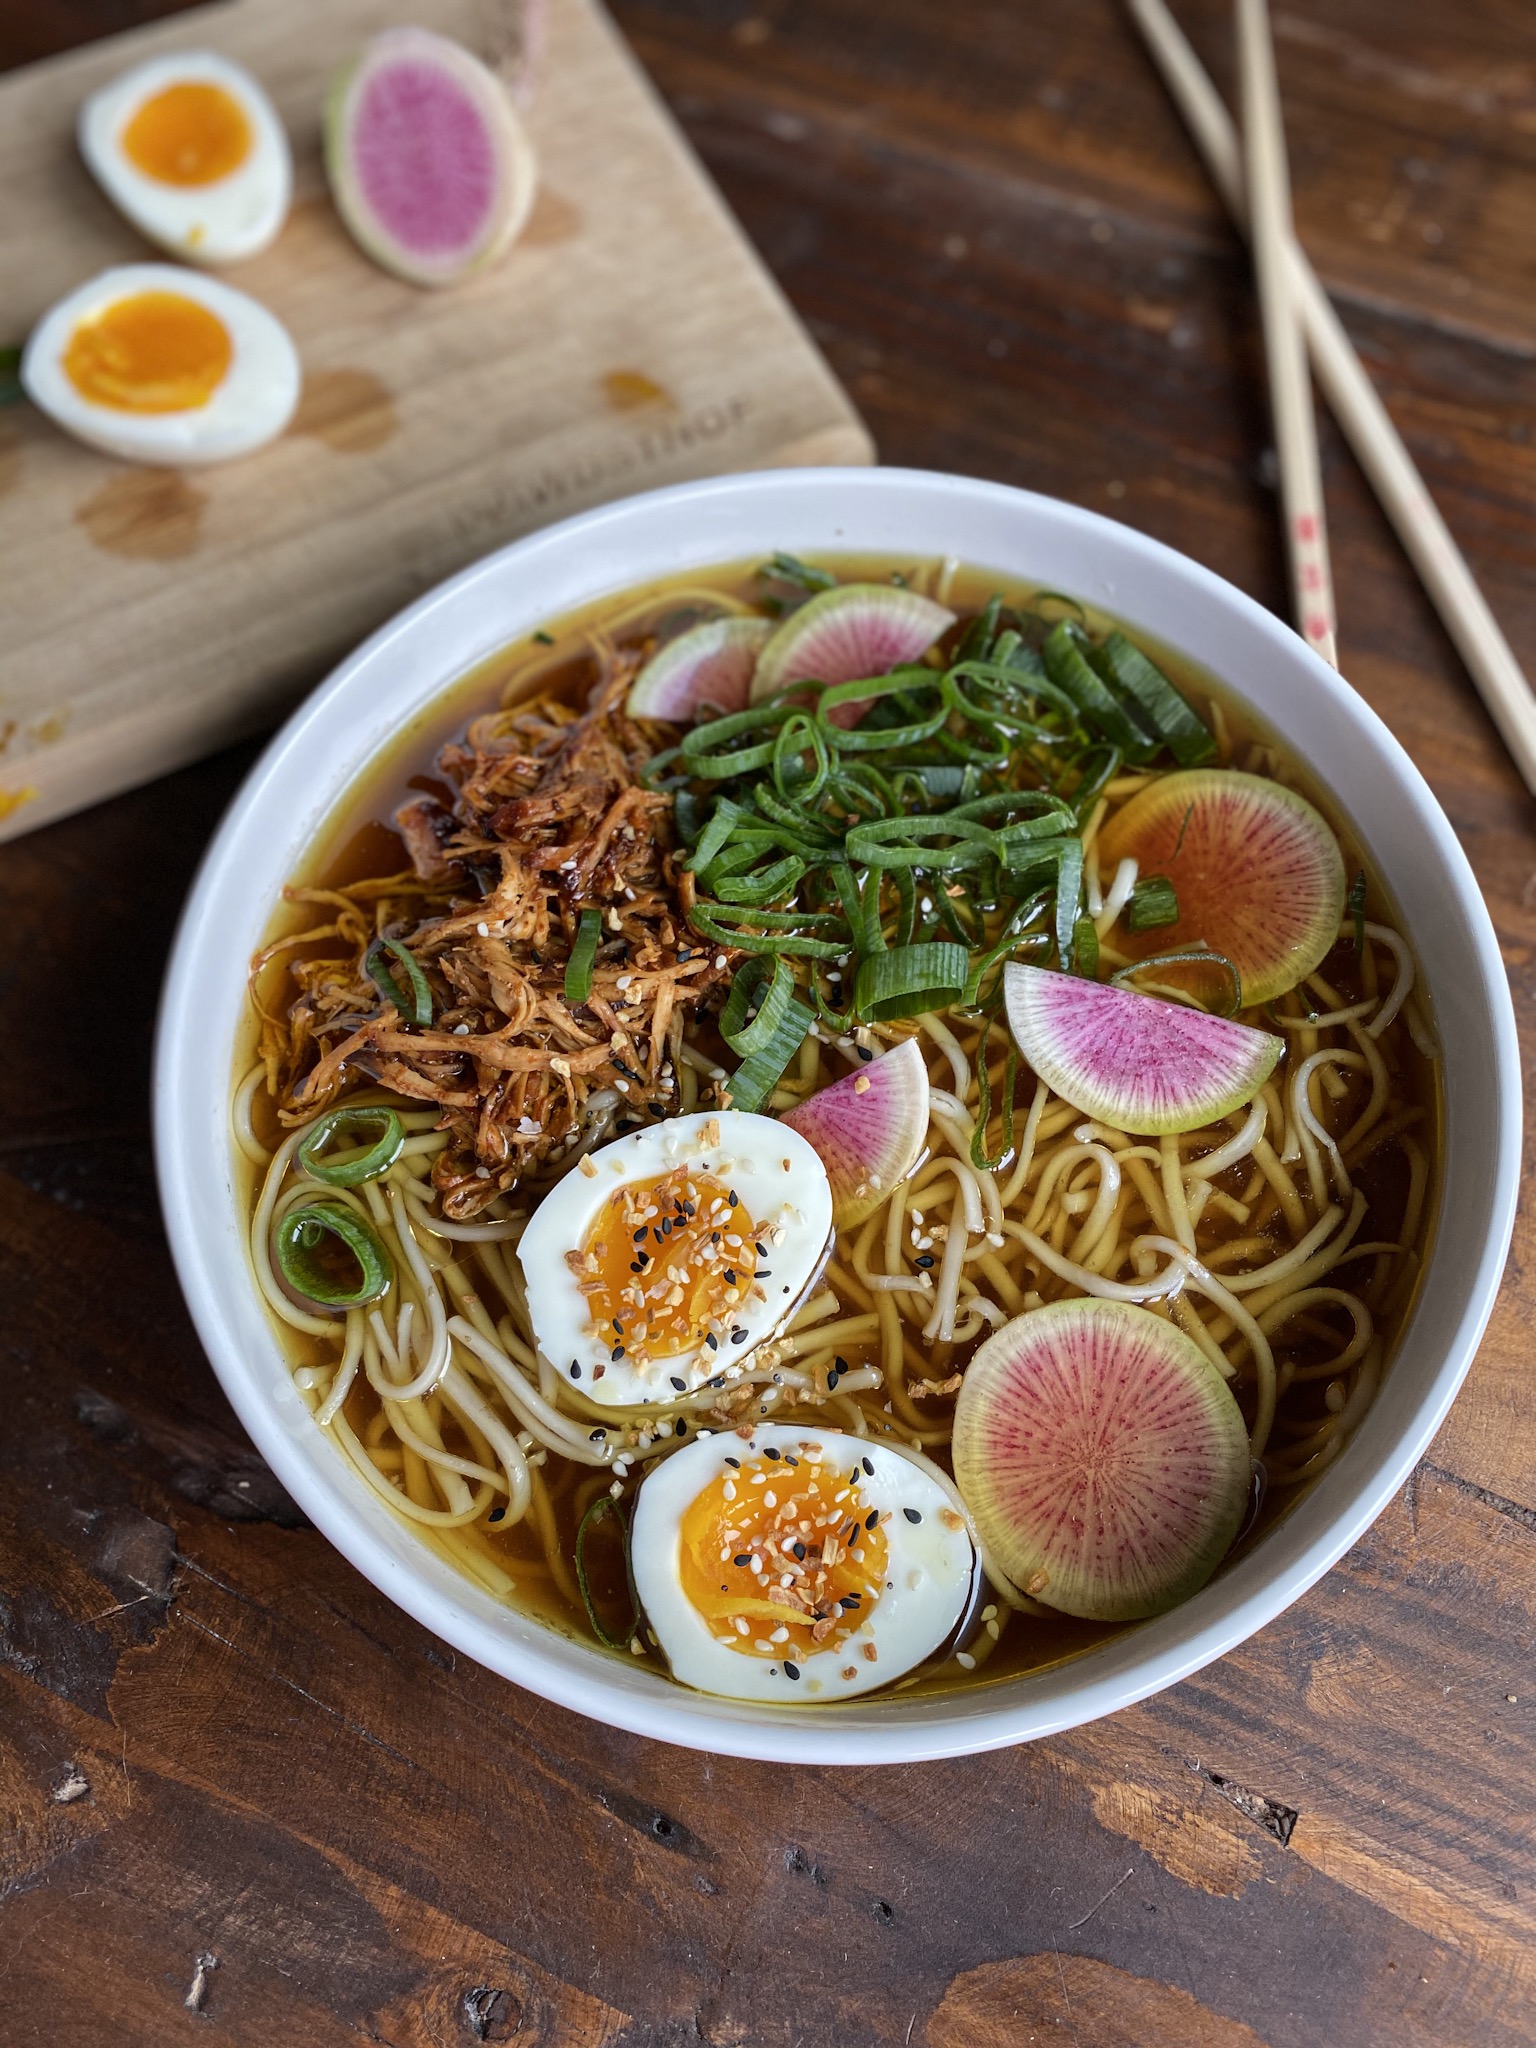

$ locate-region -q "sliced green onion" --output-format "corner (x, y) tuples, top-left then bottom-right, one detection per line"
(1112, 948), (1243, 1017)
(955, 595), (1003, 663)
(564, 909), (602, 1004)
(689, 902), (851, 959)
(274, 1200), (392, 1309)
(720, 956), (797, 1058)
(1347, 868), (1368, 956)
(971, 1010), (1020, 1171)
(365, 937), (433, 1026)
(1072, 915), (1100, 979)
(575, 1494), (640, 1651)
(853, 942), (969, 1023)
(1042, 622), (1157, 760)
(724, 986), (815, 1110)
(1089, 630), (1216, 767)
(296, 1106), (406, 1186)
(1126, 875), (1180, 932)
(761, 551), (837, 593)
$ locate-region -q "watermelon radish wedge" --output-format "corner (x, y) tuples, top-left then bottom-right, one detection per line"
(780, 1036), (930, 1227)
(1097, 768), (1345, 1008)
(325, 29), (537, 288)
(748, 583), (956, 720)
(952, 1298), (1251, 1620)
(626, 617), (774, 722)
(1004, 963), (1280, 1135)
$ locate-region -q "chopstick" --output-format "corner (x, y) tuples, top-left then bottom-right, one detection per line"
(1235, 0), (1337, 668)
(1126, 0), (1536, 794)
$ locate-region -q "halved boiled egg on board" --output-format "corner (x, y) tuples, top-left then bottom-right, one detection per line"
(632, 1425), (978, 1700)
(517, 1111), (834, 1410)
(79, 51), (292, 265)
(21, 264), (300, 465)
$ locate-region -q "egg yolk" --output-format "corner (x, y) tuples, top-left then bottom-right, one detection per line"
(679, 1451), (889, 1660)
(572, 1169), (760, 1375)
(121, 81), (252, 185)
(63, 291), (232, 413)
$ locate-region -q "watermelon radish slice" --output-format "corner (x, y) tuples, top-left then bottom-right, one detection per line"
(1097, 768), (1345, 1008)
(626, 617), (774, 722)
(952, 1298), (1251, 1620)
(748, 583), (956, 721)
(325, 28), (537, 287)
(781, 1037), (929, 1227)
(1004, 963), (1280, 1135)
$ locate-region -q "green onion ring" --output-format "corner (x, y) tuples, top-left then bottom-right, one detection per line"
(575, 1495), (640, 1651)
(296, 1106), (406, 1186)
(564, 908), (603, 1004)
(365, 936), (433, 1027)
(274, 1200), (393, 1310)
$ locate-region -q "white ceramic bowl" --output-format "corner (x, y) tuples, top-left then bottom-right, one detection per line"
(156, 467), (1521, 1764)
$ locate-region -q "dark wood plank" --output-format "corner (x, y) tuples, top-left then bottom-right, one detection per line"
(2, 2), (1534, 2043)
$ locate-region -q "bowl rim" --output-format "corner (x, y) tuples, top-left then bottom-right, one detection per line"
(155, 465), (1522, 1764)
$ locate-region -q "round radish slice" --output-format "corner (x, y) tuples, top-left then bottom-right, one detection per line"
(325, 28), (537, 288)
(953, 1298), (1251, 1620)
(748, 583), (956, 719)
(1097, 768), (1345, 1008)
(781, 1037), (930, 1227)
(626, 617), (774, 722)
(1004, 963), (1280, 1136)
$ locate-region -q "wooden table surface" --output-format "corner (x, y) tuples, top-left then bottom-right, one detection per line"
(2, 4), (1533, 2043)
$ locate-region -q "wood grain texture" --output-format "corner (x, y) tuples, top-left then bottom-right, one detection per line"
(1, 2), (1534, 2044)
(0, 0), (870, 843)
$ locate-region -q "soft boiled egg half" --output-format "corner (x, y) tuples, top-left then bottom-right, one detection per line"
(21, 265), (300, 465)
(517, 1111), (834, 1410)
(632, 1425), (979, 1701)
(79, 51), (292, 265)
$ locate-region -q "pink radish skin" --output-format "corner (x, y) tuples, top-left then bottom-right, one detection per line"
(326, 28), (537, 288)
(749, 583), (956, 727)
(626, 617), (775, 722)
(781, 1037), (929, 1227)
(952, 1298), (1251, 1621)
(1004, 963), (1280, 1136)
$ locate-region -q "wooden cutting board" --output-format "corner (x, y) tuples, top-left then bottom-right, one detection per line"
(0, 0), (872, 843)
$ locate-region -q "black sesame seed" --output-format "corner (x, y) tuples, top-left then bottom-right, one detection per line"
(764, 1447), (782, 1461)
(836, 1357), (849, 1372)
(724, 1270), (736, 1285)
(660, 1218), (672, 1235)
(611, 1346), (625, 1361)
(669, 1375), (687, 1392)
(840, 1594), (861, 1608)
(792, 1542), (806, 1560)
(865, 1509), (879, 1530)
(861, 1457), (874, 1476)
(915, 1254), (935, 1270)
(903, 1507), (922, 1524)
(570, 1363), (582, 1379)
(857, 1044), (874, 1062)
(675, 1420), (688, 1436)
(783, 1661), (801, 1681)
(826, 1370), (840, 1390)
(732, 1328), (748, 1344)
(706, 1332), (719, 1351)
(733, 1554), (752, 1567)
(710, 1375), (726, 1389)
(633, 1227), (648, 1242)
(758, 1268), (772, 1278)
(589, 1429), (606, 1442)
(728, 1190), (739, 1206)
(724, 1456), (741, 1469)
(488, 1507), (506, 1523)
(630, 1261), (643, 1273)
(785, 1454), (799, 1467)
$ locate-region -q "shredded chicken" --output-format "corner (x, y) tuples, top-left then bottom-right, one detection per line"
(254, 653), (736, 1217)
